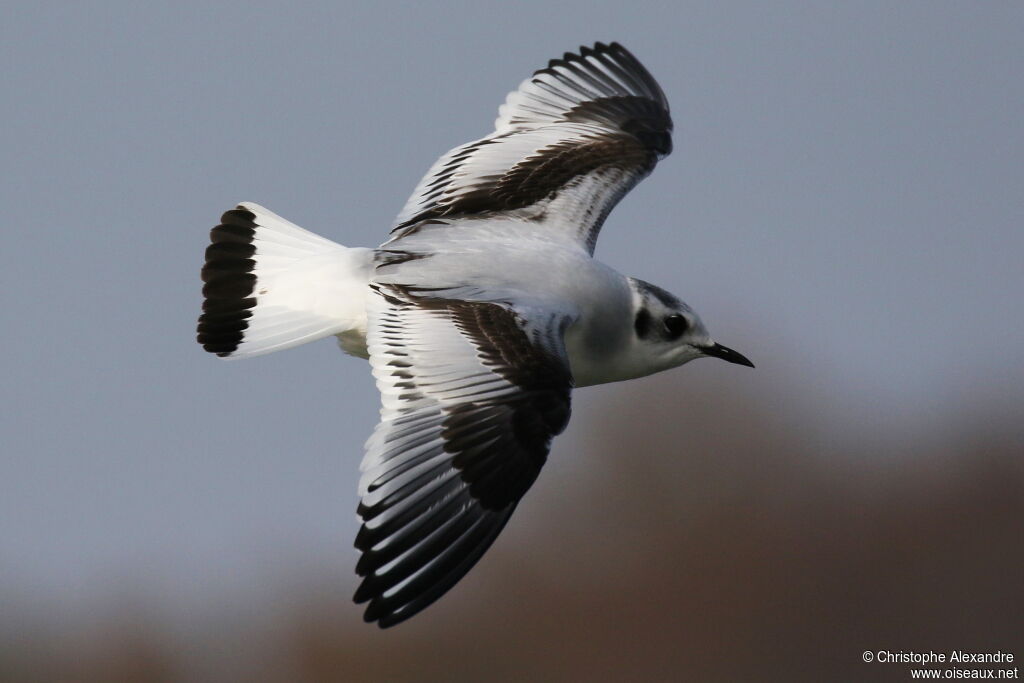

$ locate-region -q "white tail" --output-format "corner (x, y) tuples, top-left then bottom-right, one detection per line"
(198, 202), (371, 359)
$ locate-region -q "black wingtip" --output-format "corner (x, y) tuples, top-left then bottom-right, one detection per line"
(353, 507), (516, 629)
(569, 41), (617, 61)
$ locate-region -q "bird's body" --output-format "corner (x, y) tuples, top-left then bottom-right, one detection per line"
(198, 42), (752, 627)
(378, 219), (642, 387)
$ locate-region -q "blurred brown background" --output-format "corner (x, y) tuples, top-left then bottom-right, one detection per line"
(4, 369), (1020, 682)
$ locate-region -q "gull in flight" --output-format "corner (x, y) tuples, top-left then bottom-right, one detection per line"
(197, 41), (753, 628)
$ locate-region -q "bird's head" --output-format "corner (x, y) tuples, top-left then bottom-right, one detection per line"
(627, 278), (754, 375)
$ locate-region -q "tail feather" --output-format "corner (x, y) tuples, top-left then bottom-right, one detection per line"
(198, 202), (370, 359)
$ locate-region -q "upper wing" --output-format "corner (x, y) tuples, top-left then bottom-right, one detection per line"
(389, 41), (672, 254)
(354, 285), (575, 627)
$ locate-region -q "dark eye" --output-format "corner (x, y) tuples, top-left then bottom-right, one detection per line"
(664, 314), (689, 339)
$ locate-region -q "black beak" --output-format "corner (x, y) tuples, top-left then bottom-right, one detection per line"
(702, 343), (755, 368)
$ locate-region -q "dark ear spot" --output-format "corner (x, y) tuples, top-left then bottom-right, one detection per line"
(634, 309), (651, 338)
(664, 314), (689, 339)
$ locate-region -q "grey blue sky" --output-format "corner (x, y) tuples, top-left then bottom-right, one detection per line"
(2, 2), (1022, 624)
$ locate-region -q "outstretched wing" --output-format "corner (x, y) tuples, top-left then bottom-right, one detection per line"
(390, 41), (672, 254)
(354, 285), (576, 627)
